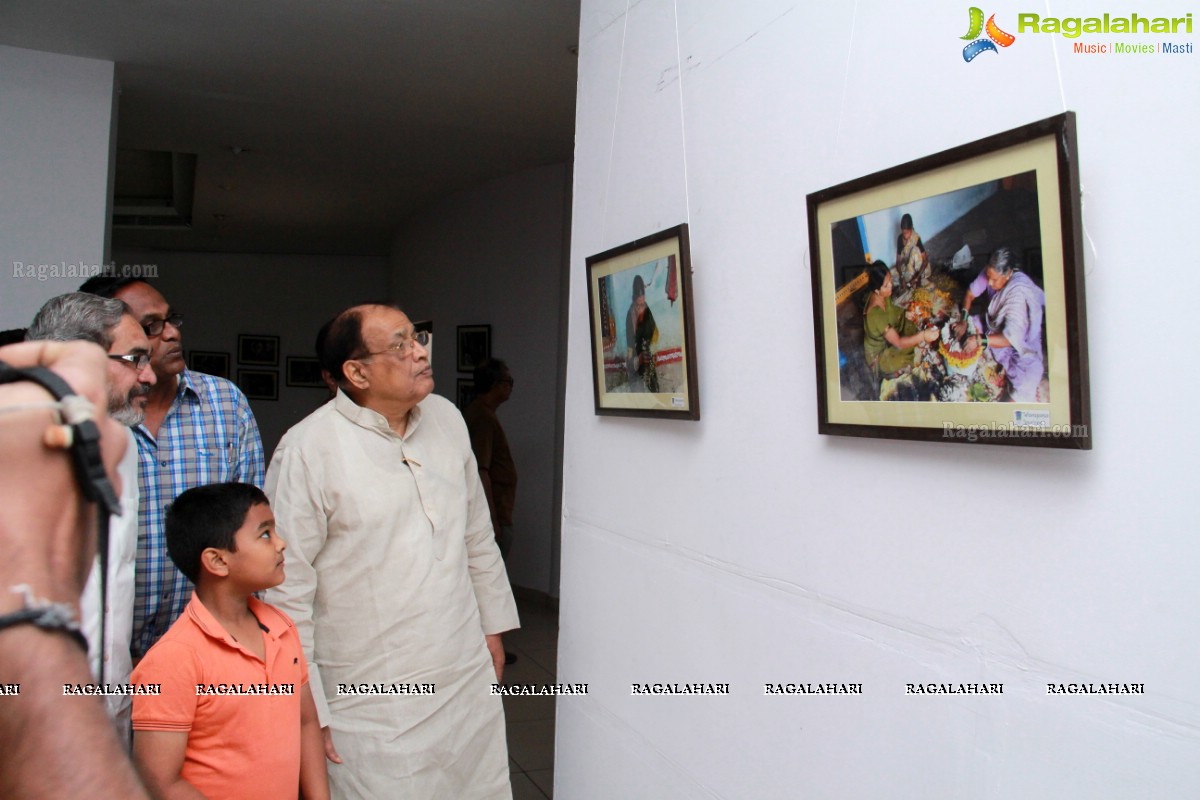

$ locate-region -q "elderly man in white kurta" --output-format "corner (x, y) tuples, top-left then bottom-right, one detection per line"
(266, 304), (519, 799)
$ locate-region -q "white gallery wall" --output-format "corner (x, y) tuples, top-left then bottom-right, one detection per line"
(0, 45), (117, 327)
(558, 1), (1199, 798)
(390, 163), (571, 598)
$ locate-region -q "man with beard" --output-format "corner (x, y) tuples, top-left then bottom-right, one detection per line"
(79, 278), (265, 659)
(27, 292), (156, 734)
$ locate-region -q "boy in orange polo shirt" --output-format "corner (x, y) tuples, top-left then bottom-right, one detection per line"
(131, 483), (328, 800)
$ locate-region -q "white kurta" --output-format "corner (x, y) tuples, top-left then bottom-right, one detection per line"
(81, 426), (138, 735)
(265, 391), (520, 799)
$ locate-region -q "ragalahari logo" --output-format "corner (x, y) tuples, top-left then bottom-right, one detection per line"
(961, 7), (1016, 61)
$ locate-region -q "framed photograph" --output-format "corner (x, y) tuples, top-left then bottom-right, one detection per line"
(237, 369), (278, 401)
(237, 334), (279, 366)
(188, 350), (229, 379)
(286, 357), (326, 388)
(807, 112), (1089, 448)
(457, 378), (478, 410)
(456, 325), (490, 373)
(585, 223), (700, 420)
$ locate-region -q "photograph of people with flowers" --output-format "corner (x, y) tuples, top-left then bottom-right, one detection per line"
(808, 113), (1090, 448)
(833, 174), (1046, 404)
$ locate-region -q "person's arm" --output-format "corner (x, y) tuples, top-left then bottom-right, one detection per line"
(262, 445), (341, 764)
(884, 326), (938, 349)
(468, 419), (503, 533)
(456, 414), (520, 664)
(2, 629), (152, 799)
(231, 389), (265, 487)
(485, 633), (506, 683)
(0, 340), (150, 799)
(967, 332), (1010, 355)
(132, 731), (206, 799)
(299, 683), (331, 799)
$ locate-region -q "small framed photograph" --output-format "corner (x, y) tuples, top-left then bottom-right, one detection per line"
(188, 350), (230, 379)
(585, 223), (700, 420)
(807, 112), (1090, 448)
(457, 378), (478, 410)
(456, 325), (490, 372)
(286, 357), (326, 388)
(237, 369), (278, 401)
(238, 334), (279, 366)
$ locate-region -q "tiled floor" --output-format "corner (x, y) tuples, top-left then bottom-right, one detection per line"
(504, 594), (559, 799)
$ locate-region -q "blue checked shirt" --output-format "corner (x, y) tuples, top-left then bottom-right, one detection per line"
(131, 369), (265, 657)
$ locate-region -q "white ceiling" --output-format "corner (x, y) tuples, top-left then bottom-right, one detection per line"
(0, 1), (580, 255)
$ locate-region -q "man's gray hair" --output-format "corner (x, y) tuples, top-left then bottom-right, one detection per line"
(27, 292), (129, 349)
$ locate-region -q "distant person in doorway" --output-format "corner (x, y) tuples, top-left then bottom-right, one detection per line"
(464, 358), (517, 561)
(464, 358), (519, 666)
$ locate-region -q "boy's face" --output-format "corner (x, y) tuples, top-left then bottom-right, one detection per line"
(221, 503), (287, 591)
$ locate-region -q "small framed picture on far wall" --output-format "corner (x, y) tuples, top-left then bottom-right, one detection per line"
(188, 351), (230, 379)
(457, 325), (490, 372)
(238, 334), (279, 366)
(238, 369), (278, 401)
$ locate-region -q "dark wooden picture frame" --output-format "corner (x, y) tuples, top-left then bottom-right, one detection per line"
(188, 350), (230, 379)
(286, 357), (325, 388)
(456, 325), (490, 373)
(237, 369), (279, 401)
(456, 378), (478, 410)
(585, 223), (700, 420)
(237, 334), (279, 366)
(807, 112), (1090, 448)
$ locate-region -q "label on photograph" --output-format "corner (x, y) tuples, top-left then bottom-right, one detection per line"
(671, 396), (685, 408)
(1013, 409), (1051, 428)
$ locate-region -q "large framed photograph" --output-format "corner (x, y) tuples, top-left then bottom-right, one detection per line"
(807, 112), (1089, 448)
(188, 350), (229, 379)
(237, 369), (278, 401)
(585, 223), (700, 420)
(456, 325), (490, 373)
(237, 334), (279, 366)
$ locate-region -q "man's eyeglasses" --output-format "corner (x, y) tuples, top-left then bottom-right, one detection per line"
(141, 312), (183, 337)
(353, 330), (432, 361)
(108, 353), (152, 370)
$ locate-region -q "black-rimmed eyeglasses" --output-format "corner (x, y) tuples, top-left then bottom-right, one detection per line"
(353, 330), (432, 360)
(141, 312), (183, 337)
(109, 353), (152, 370)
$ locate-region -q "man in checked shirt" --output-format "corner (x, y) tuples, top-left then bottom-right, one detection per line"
(81, 277), (265, 659)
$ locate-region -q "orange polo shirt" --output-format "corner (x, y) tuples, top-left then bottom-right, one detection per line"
(132, 593), (308, 800)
